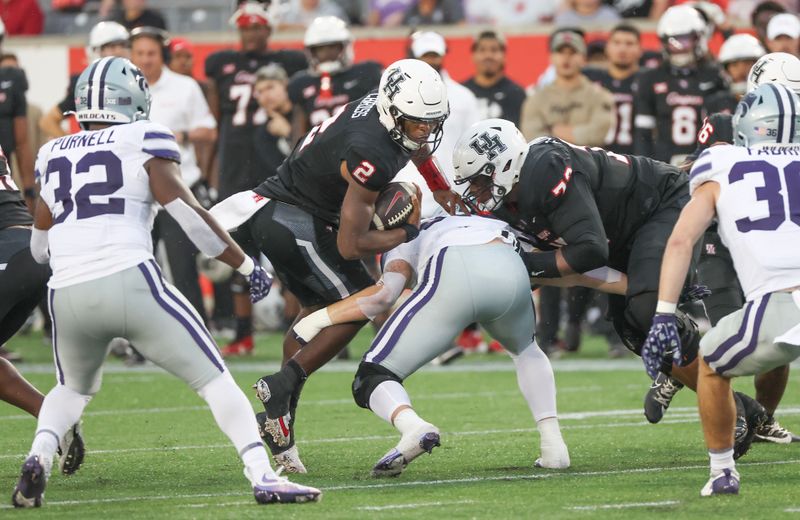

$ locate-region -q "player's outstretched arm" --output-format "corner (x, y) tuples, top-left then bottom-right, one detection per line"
(146, 157), (272, 301)
(641, 182), (718, 379)
(294, 259), (413, 343)
(656, 182), (719, 309)
(537, 272), (628, 295)
(338, 162), (419, 260)
(411, 153), (469, 215)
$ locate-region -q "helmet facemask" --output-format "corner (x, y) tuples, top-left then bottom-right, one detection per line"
(387, 105), (447, 158)
(662, 32), (702, 68)
(453, 156), (516, 212)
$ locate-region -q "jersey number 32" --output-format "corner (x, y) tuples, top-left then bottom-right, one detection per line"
(45, 151), (125, 224)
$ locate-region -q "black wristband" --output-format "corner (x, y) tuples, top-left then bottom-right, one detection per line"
(521, 250), (560, 278)
(401, 223), (419, 243)
(23, 187), (36, 199)
(182, 131), (190, 144)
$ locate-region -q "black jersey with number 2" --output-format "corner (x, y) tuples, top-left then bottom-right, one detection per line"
(255, 91), (410, 224)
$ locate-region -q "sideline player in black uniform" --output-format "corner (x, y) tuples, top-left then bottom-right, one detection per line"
(452, 118), (767, 456)
(683, 53), (800, 443)
(0, 148), (85, 474)
(703, 34), (765, 117)
(584, 24), (642, 156)
(462, 30), (526, 126)
(205, 1), (307, 356)
(288, 16), (382, 144)
(210, 59), (462, 472)
(633, 5), (727, 165)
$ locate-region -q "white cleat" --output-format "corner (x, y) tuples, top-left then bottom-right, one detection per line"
(534, 440), (570, 469)
(273, 445), (307, 474)
(372, 423), (440, 478)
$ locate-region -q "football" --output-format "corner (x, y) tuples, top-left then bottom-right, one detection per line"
(371, 181), (416, 231)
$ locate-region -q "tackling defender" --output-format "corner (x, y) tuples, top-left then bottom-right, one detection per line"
(642, 83), (800, 495)
(290, 213), (630, 476)
(451, 119), (766, 457)
(11, 57), (320, 507)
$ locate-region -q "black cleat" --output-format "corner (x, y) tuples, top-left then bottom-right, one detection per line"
(754, 416), (800, 444)
(58, 422), (85, 476)
(644, 372), (684, 423)
(733, 392), (768, 459)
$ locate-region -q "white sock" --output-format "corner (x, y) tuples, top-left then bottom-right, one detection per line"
(709, 448), (735, 473)
(393, 408), (427, 436)
(537, 417), (564, 446)
(511, 342), (558, 421)
(197, 372), (275, 483)
(368, 380), (412, 425)
(29, 385), (92, 475)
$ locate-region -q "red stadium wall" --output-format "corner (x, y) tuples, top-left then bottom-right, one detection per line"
(68, 31), (726, 88)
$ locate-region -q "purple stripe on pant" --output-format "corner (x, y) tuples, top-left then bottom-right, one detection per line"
(137, 263), (224, 372)
(704, 300), (755, 363)
(47, 288), (65, 385)
(713, 294), (772, 375)
(369, 248), (448, 364)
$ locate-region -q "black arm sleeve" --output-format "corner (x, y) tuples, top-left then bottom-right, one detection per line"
(547, 174), (609, 275)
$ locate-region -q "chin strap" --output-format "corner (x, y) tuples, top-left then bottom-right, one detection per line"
(416, 156), (450, 192)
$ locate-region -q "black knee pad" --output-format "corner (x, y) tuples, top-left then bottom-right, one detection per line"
(352, 361), (403, 410)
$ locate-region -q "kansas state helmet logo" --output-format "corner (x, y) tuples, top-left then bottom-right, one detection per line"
(469, 132), (507, 160)
(382, 68), (407, 102)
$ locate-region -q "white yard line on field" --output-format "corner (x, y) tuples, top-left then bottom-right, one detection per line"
(1, 459), (793, 510)
(566, 500), (680, 511)
(0, 416), (761, 461)
(356, 499), (475, 511)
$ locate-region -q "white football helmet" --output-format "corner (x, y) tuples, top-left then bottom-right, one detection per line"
(86, 21), (129, 61)
(747, 52), (800, 95)
(304, 16), (353, 74)
(657, 5), (708, 68)
(719, 34), (765, 95)
(377, 59), (449, 154)
(452, 119), (528, 211)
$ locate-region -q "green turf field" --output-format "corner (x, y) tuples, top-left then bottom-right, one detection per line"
(2, 331), (799, 518)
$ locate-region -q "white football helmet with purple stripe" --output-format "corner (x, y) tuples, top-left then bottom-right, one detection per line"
(734, 83), (800, 147)
(74, 56), (151, 129)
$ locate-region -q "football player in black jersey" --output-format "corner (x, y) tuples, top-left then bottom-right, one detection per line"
(0, 28), (35, 211)
(584, 24), (642, 156)
(205, 1), (307, 356)
(0, 148), (85, 474)
(685, 53), (800, 444)
(704, 34), (765, 117)
(633, 5), (727, 166)
(211, 59), (463, 472)
(288, 16), (382, 144)
(452, 119), (768, 455)
(462, 30), (525, 126)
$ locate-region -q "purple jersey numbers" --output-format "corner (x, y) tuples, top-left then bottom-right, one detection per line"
(46, 151), (125, 224)
(729, 160), (800, 232)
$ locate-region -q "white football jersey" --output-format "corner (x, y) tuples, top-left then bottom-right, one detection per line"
(384, 215), (515, 276)
(690, 144), (800, 300)
(36, 120), (181, 289)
